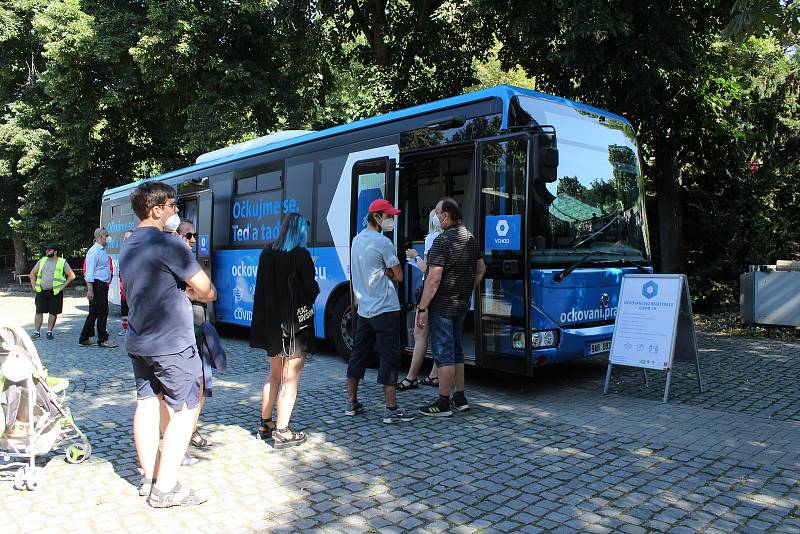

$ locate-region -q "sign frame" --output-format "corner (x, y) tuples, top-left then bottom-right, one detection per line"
(602, 274), (703, 403)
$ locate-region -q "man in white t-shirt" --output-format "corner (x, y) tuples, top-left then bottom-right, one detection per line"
(345, 199), (415, 424)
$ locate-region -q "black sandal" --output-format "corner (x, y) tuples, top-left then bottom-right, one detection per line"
(258, 418), (276, 439)
(396, 377), (419, 391)
(420, 375), (439, 387)
(272, 427), (306, 449)
(190, 430), (212, 448)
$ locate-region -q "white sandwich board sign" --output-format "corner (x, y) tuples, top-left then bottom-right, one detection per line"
(603, 274), (703, 402)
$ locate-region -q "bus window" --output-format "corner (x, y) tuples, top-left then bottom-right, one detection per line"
(236, 176), (256, 194)
(257, 171), (282, 191)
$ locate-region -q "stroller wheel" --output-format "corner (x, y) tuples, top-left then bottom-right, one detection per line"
(13, 467), (25, 490)
(26, 470), (41, 491)
(66, 444), (90, 464)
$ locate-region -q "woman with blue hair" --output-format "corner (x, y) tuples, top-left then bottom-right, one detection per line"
(250, 212), (319, 448)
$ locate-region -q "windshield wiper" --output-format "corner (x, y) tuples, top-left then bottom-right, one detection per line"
(610, 258), (650, 273)
(553, 251), (612, 283)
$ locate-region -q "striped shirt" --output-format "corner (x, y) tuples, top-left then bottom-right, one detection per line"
(426, 225), (481, 316)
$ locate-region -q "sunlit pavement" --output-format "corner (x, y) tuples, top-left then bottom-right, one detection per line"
(1, 292), (800, 533)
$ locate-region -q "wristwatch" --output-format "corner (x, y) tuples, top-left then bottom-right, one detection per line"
(417, 307), (427, 312)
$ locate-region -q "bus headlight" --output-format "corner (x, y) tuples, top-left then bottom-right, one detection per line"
(511, 330), (559, 349)
(532, 330), (558, 348)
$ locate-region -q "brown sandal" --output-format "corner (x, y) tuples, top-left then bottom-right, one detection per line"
(258, 418), (276, 438)
(190, 430), (212, 448)
(272, 427), (306, 449)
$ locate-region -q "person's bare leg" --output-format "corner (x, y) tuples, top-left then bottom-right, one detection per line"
(152, 398), (171, 477)
(275, 356), (305, 429)
(347, 377), (360, 402)
(34, 313), (43, 332)
(47, 314), (57, 332)
(191, 384), (208, 445)
(384, 384), (397, 408)
(454, 363), (465, 393)
(429, 364), (439, 379)
(153, 402), (198, 492)
(261, 356), (283, 425)
(437, 365), (455, 397)
(133, 396), (161, 480)
(404, 322), (429, 381)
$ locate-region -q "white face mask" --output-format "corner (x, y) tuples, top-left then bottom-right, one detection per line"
(164, 213), (181, 233)
(380, 216), (395, 233)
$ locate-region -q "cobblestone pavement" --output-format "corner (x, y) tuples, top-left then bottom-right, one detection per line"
(1, 292), (800, 533)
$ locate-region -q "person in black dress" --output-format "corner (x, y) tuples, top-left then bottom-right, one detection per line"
(250, 213), (319, 448)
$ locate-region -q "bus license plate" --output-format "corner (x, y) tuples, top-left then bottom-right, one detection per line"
(589, 340), (611, 355)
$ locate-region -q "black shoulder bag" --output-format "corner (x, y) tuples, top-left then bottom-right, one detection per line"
(281, 250), (314, 354)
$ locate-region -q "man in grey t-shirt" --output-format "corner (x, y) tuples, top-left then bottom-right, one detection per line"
(345, 199), (414, 424)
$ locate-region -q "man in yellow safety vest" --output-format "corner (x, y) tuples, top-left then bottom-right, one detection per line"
(28, 243), (76, 340)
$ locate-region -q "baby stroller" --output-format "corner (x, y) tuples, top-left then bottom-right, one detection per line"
(0, 323), (91, 490)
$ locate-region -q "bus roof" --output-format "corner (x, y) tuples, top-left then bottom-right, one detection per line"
(103, 84), (631, 197)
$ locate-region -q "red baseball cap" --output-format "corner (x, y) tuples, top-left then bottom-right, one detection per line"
(368, 198), (401, 215)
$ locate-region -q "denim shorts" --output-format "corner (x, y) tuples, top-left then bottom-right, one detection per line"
(428, 311), (466, 367)
(129, 345), (201, 410)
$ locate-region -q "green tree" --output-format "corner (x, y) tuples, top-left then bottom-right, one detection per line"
(481, 0), (737, 272)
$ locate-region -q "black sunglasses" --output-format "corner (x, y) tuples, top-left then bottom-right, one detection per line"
(183, 232), (196, 240)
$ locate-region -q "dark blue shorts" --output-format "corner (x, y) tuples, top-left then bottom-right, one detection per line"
(129, 345), (201, 410)
(428, 312), (466, 367)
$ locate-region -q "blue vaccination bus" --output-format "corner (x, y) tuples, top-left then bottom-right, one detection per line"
(100, 84), (651, 376)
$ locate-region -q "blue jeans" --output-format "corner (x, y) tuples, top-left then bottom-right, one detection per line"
(428, 312), (466, 368)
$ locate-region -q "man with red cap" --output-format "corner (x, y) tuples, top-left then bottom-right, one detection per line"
(345, 198), (415, 424)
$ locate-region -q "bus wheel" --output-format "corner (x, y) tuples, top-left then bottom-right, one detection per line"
(329, 295), (353, 359)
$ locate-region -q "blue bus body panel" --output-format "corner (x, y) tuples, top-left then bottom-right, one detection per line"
(212, 246), (346, 336)
(513, 267), (643, 366)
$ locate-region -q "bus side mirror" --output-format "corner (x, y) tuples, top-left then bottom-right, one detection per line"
(535, 132), (559, 183)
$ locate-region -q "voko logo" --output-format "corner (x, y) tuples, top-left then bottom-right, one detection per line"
(496, 219), (510, 237)
(494, 219), (511, 244)
(231, 262), (258, 278)
(560, 306), (618, 323)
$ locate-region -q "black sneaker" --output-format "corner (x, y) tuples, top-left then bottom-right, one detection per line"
(451, 395), (470, 412)
(30, 331), (41, 339)
(46, 331), (54, 340)
(419, 399), (452, 417)
(344, 400), (365, 416)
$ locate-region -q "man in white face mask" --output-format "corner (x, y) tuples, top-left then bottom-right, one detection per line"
(345, 198), (415, 424)
(121, 181), (216, 507)
(79, 227), (117, 347)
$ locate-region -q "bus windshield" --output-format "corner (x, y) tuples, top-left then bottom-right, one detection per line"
(515, 97), (650, 265)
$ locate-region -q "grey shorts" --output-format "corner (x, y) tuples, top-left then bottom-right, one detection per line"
(129, 346), (202, 410)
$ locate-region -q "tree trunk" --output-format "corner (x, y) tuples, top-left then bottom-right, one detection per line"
(13, 234), (27, 275)
(653, 139), (686, 273)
